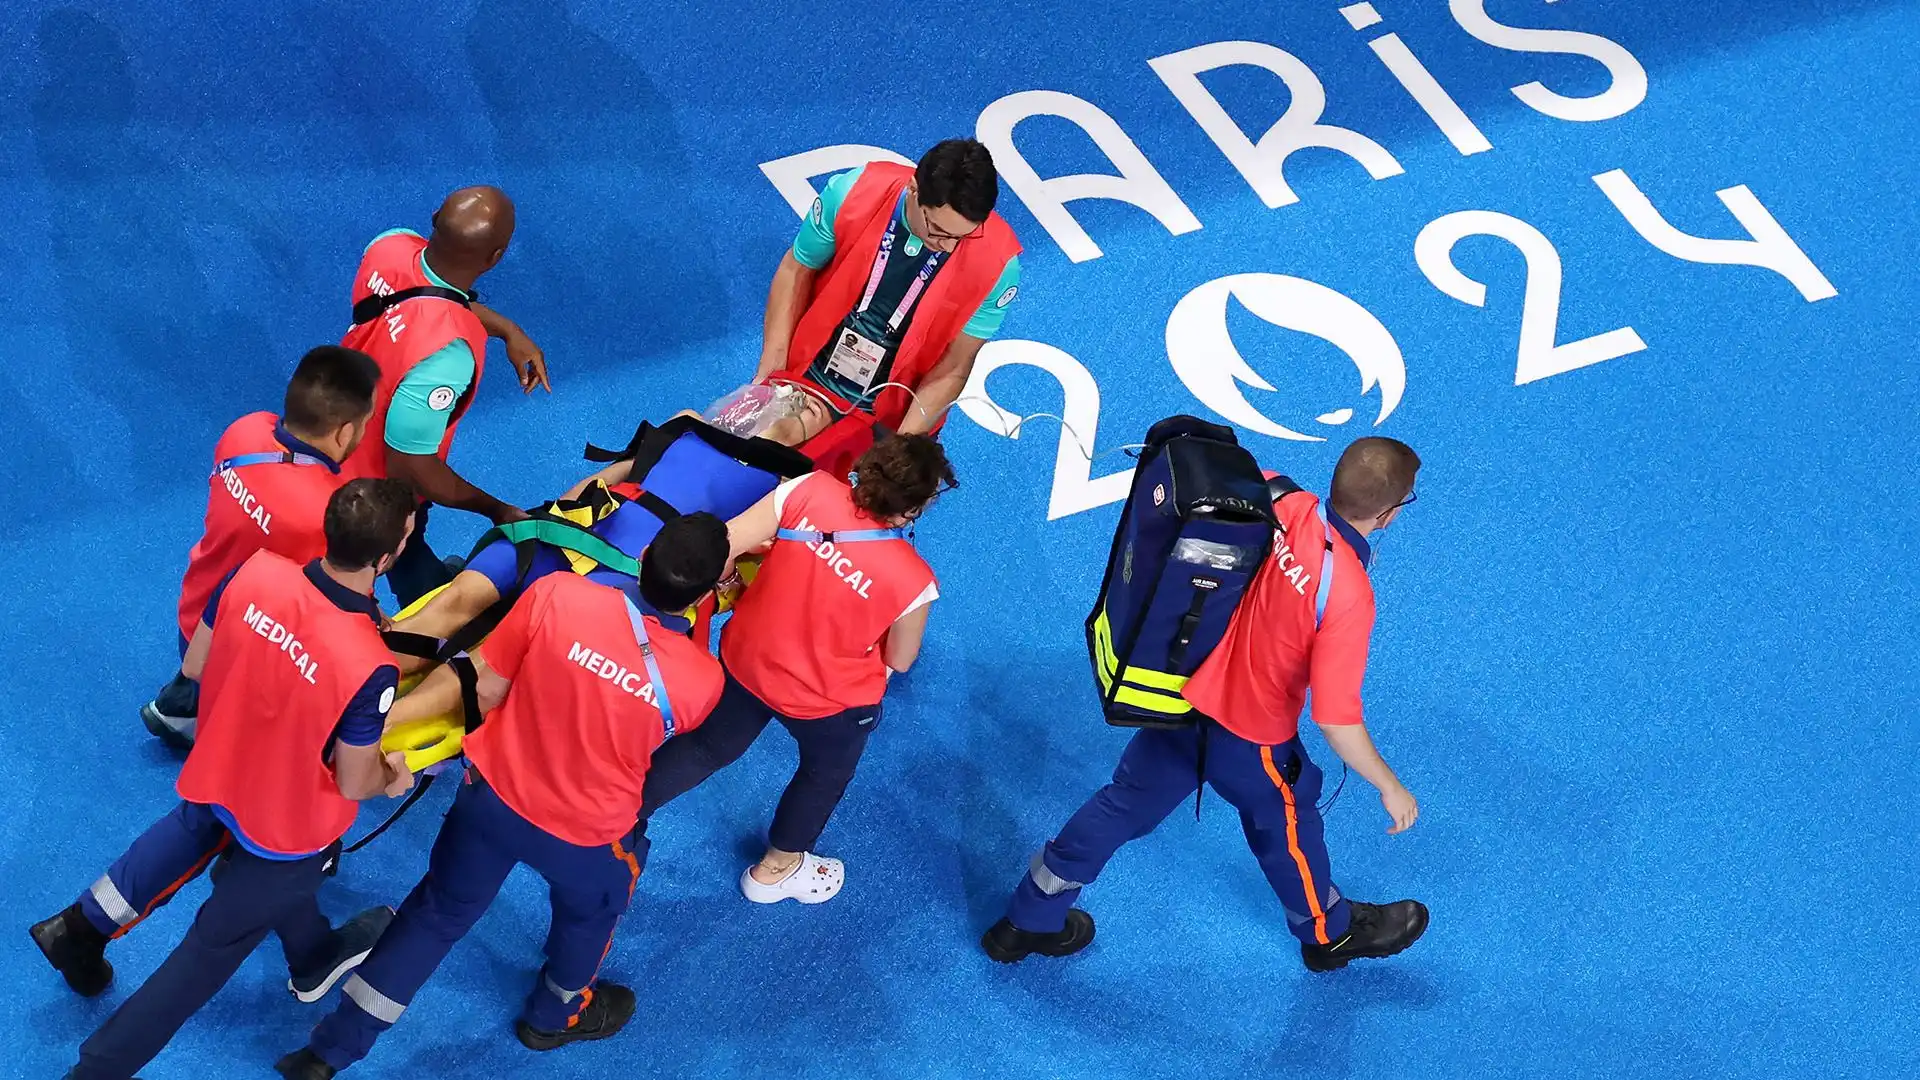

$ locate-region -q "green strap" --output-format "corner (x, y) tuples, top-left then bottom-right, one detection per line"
(478, 518), (640, 577)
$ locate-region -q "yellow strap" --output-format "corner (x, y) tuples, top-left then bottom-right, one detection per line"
(548, 500), (607, 576)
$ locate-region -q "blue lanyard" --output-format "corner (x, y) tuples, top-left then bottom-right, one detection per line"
(620, 596), (678, 739)
(774, 526), (907, 544)
(1311, 502), (1338, 629)
(856, 192), (947, 334)
(211, 450), (326, 478)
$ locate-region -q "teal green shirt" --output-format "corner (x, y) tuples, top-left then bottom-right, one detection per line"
(366, 229), (481, 456)
(793, 166), (1022, 341)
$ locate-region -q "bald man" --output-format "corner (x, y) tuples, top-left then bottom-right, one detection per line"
(340, 187), (549, 606)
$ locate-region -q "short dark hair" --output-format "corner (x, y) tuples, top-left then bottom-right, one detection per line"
(284, 346), (380, 434)
(640, 512), (730, 613)
(1329, 437), (1421, 520)
(850, 434), (956, 521)
(324, 479), (416, 571)
(915, 139), (998, 223)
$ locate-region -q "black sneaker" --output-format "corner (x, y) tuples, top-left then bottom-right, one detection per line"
(139, 701), (195, 751)
(30, 904), (113, 997)
(1300, 900), (1429, 972)
(515, 982), (637, 1051)
(981, 910), (1096, 964)
(289, 906), (394, 1003)
(273, 1048), (336, 1079)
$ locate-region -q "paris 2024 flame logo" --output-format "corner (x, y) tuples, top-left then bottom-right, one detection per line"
(1165, 273), (1406, 442)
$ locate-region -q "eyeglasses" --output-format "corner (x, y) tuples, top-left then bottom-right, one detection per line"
(1390, 490), (1418, 511)
(914, 197), (985, 244)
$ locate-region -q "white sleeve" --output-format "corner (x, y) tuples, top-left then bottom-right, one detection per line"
(770, 474), (811, 519)
(898, 580), (940, 620)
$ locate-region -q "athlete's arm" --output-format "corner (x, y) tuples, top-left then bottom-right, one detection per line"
(471, 302), (549, 394)
(386, 651), (510, 729)
(560, 459), (634, 502)
(756, 252), (819, 382)
(390, 570), (504, 645)
(896, 333), (986, 435)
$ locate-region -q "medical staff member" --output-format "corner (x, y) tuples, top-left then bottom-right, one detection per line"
(274, 514), (732, 1078)
(753, 140), (1021, 455)
(142, 345), (381, 748)
(31, 479), (421, 1080)
(340, 185), (548, 606)
(983, 438), (1431, 972)
(639, 435), (952, 904)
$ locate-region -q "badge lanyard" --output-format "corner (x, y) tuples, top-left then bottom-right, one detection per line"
(855, 192), (948, 335)
(211, 450), (327, 478)
(1312, 502), (1337, 629)
(621, 595), (678, 738)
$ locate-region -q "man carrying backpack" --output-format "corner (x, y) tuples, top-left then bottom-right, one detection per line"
(982, 435), (1429, 972)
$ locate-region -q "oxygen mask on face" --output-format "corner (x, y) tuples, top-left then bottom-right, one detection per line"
(703, 382), (806, 438)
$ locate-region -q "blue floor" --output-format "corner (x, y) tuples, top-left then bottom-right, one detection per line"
(4, 1), (1918, 1077)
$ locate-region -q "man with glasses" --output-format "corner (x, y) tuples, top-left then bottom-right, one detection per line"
(982, 437), (1432, 974)
(752, 139), (1022, 472)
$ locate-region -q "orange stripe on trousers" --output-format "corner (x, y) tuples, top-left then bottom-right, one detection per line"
(560, 838), (643, 1027)
(111, 833), (232, 941)
(1262, 747), (1330, 946)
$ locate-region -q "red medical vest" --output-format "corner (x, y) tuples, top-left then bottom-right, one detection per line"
(1182, 491), (1378, 746)
(176, 553), (391, 855)
(721, 473), (936, 719)
(467, 574), (725, 847)
(175, 412), (345, 639)
(780, 161), (1021, 433)
(338, 231), (490, 486)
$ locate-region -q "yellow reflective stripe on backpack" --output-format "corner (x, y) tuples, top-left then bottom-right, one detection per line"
(1092, 608), (1195, 715)
(1112, 684), (1193, 715)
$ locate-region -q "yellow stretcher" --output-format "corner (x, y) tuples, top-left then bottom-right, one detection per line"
(376, 554), (762, 774)
(378, 584), (469, 774)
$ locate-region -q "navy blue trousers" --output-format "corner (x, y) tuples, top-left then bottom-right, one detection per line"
(1006, 724), (1352, 946)
(639, 665), (880, 854)
(306, 771), (644, 1069)
(71, 802), (336, 1080)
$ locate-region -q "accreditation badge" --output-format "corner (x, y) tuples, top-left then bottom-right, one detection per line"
(824, 328), (888, 391)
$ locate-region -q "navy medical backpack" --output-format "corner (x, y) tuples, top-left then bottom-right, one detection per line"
(1086, 416), (1279, 728)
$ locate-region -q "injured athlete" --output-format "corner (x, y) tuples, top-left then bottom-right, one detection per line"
(385, 387), (831, 666)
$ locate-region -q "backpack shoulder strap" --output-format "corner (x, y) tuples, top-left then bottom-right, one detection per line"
(351, 285), (473, 327)
(1266, 474), (1305, 502)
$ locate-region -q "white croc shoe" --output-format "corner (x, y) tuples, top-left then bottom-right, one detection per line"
(740, 852), (844, 905)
